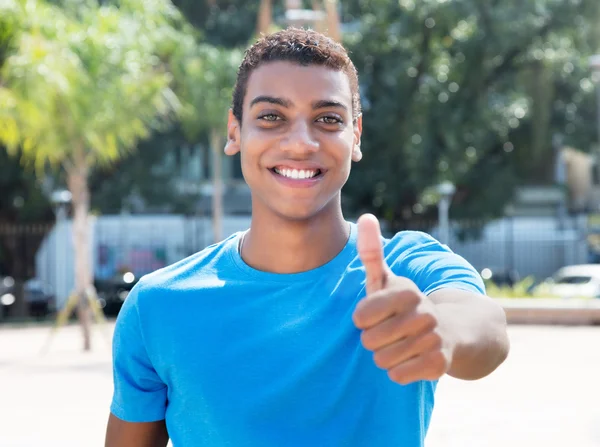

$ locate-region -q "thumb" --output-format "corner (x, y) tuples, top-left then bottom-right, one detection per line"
(357, 214), (388, 295)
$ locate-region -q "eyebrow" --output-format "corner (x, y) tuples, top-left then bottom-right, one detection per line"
(249, 95), (291, 108)
(249, 95), (348, 112)
(312, 99), (348, 112)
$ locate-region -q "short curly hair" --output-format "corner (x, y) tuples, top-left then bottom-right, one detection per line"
(232, 27), (361, 124)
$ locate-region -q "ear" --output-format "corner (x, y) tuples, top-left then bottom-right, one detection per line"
(351, 114), (363, 162)
(224, 109), (241, 156)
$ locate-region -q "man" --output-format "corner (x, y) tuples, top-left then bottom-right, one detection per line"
(105, 28), (509, 447)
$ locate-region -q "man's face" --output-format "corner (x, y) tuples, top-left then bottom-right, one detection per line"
(225, 61), (362, 221)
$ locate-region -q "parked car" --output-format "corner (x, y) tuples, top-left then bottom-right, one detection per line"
(533, 264), (600, 299)
(94, 271), (139, 317)
(0, 275), (16, 319)
(24, 278), (56, 319)
(0, 276), (55, 319)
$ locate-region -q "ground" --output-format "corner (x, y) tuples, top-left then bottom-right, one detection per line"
(0, 323), (598, 447)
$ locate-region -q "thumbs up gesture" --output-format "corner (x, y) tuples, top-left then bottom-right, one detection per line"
(352, 214), (455, 385)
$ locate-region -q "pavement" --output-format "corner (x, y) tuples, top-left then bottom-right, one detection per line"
(0, 323), (599, 447)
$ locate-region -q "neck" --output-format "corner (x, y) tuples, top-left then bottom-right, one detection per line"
(241, 202), (350, 274)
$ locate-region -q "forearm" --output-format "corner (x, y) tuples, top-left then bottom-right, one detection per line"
(105, 414), (169, 447)
(429, 289), (510, 380)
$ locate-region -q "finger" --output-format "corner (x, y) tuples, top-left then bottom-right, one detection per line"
(387, 350), (449, 385)
(357, 214), (387, 295)
(360, 311), (437, 351)
(353, 287), (421, 330)
(372, 331), (442, 370)
(360, 314), (408, 351)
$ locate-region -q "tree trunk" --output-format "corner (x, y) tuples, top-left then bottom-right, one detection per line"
(210, 130), (224, 244)
(324, 0), (341, 42)
(311, 1), (326, 34)
(67, 159), (93, 352)
(257, 0), (272, 36)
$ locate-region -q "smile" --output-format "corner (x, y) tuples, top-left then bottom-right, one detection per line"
(268, 164), (325, 188)
(272, 167), (321, 179)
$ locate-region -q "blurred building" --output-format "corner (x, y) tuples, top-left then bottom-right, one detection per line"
(559, 146), (595, 213)
(170, 145), (251, 216)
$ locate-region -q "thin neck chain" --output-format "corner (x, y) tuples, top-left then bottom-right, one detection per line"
(238, 231), (246, 255)
(237, 223), (351, 257)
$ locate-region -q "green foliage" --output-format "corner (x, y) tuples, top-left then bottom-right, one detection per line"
(484, 276), (595, 300)
(172, 0), (274, 48)
(340, 0), (599, 228)
(3, 0), (600, 227)
(484, 277), (537, 299)
(172, 43), (243, 143)
(0, 0), (184, 174)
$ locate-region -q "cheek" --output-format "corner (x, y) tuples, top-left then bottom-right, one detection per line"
(239, 139), (264, 183)
(239, 149), (252, 182)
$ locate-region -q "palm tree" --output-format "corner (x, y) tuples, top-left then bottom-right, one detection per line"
(0, 0), (188, 350)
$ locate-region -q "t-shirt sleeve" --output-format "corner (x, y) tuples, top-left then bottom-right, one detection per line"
(110, 285), (168, 422)
(386, 231), (486, 296)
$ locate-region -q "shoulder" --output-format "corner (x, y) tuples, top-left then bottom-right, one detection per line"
(132, 232), (241, 301)
(382, 230), (485, 295)
(382, 230), (442, 262)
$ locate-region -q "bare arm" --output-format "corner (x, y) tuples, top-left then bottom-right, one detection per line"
(105, 413), (169, 447)
(429, 288), (510, 380)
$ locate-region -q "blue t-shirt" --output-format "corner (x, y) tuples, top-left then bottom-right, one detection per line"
(110, 222), (484, 446)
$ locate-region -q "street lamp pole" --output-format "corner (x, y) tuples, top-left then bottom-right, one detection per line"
(50, 189), (72, 310)
(589, 55), (600, 181)
(437, 181), (456, 246)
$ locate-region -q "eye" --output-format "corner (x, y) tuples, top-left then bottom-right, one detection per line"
(317, 115), (343, 125)
(258, 113), (281, 122)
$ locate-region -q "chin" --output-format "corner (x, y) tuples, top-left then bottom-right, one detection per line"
(250, 187), (342, 222)
(272, 205), (323, 222)
(269, 196), (341, 222)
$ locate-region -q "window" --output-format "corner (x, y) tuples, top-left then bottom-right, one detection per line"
(554, 276), (592, 285)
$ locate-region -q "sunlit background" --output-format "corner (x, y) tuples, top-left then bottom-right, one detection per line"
(1, 0), (599, 446)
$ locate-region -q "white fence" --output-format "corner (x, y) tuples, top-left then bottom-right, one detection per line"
(35, 214), (251, 308)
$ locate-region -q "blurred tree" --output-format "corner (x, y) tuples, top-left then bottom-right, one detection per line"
(339, 0), (598, 228)
(87, 126), (199, 215)
(0, 3), (54, 317)
(172, 43), (243, 242)
(0, 0), (191, 349)
(172, 0), (265, 47)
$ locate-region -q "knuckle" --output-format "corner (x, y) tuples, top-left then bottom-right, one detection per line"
(402, 289), (421, 306)
(373, 351), (388, 369)
(426, 331), (443, 350)
(428, 350), (449, 376)
(419, 310), (438, 330)
(389, 369), (412, 385)
(360, 331), (375, 350)
(387, 368), (406, 384)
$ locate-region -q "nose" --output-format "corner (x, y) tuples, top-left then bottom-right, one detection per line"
(279, 120), (319, 155)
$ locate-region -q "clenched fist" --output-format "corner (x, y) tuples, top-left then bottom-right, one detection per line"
(352, 214), (455, 385)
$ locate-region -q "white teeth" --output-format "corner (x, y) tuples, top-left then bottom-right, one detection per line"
(274, 168), (319, 179)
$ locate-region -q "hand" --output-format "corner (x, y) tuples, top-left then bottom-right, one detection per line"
(352, 214), (455, 385)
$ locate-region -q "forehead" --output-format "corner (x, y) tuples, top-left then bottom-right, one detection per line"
(244, 61), (353, 109)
